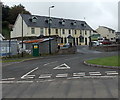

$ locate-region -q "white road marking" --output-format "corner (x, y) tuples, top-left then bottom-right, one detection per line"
(2, 78), (15, 81)
(0, 81), (14, 84)
(67, 75), (117, 80)
(67, 77), (81, 79)
(56, 73), (68, 78)
(106, 73), (118, 75)
(53, 63), (70, 69)
(43, 61), (58, 66)
(21, 67), (38, 79)
(83, 76), (117, 78)
(89, 72), (101, 76)
(73, 72), (85, 77)
(105, 71), (117, 73)
(39, 74), (52, 79)
(37, 79), (55, 83)
(105, 71), (118, 75)
(16, 81), (33, 83)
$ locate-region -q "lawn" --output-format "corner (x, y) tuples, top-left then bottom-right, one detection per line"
(86, 56), (120, 67)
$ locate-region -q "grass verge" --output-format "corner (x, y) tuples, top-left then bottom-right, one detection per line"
(86, 56), (120, 67)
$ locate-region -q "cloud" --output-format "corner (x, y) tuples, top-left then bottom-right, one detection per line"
(2, 0), (118, 31)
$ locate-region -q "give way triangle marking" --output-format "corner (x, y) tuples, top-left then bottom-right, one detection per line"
(53, 63), (70, 70)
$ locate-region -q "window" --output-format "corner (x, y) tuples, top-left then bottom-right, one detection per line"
(112, 30), (114, 33)
(75, 30), (77, 34)
(85, 30), (87, 35)
(69, 30), (71, 34)
(40, 28), (44, 35)
(62, 29), (65, 34)
(80, 30), (82, 35)
(31, 28), (35, 34)
(90, 31), (91, 34)
(61, 38), (63, 43)
(56, 29), (58, 34)
(64, 37), (67, 43)
(45, 28), (48, 35)
(80, 36), (84, 42)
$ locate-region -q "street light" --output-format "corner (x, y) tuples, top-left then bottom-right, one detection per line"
(48, 5), (54, 54)
(21, 14), (24, 57)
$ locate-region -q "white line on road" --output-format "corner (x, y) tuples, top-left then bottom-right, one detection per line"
(106, 73), (118, 75)
(39, 74), (52, 79)
(43, 61), (58, 66)
(83, 76), (117, 78)
(67, 77), (81, 79)
(89, 72), (101, 76)
(67, 75), (117, 80)
(105, 71), (118, 75)
(37, 79), (55, 83)
(16, 81), (33, 83)
(73, 72), (85, 77)
(21, 67), (38, 79)
(56, 73), (68, 78)
(105, 71), (117, 73)
(53, 63), (70, 69)
(2, 78), (15, 81)
(0, 81), (14, 84)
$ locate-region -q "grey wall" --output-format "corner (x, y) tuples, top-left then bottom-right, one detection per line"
(39, 39), (58, 54)
(25, 39), (58, 55)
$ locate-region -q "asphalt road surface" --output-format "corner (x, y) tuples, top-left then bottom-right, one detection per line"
(2, 46), (119, 99)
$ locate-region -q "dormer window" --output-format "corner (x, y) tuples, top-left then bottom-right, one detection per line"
(32, 16), (38, 23)
(81, 23), (86, 27)
(29, 16), (38, 23)
(45, 18), (52, 24)
(59, 19), (65, 25)
(71, 22), (76, 26)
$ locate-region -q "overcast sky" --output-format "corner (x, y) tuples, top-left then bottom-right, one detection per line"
(2, 0), (119, 31)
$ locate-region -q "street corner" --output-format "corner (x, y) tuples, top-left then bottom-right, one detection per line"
(83, 60), (120, 70)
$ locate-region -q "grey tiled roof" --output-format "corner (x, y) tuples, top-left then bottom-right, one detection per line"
(21, 14), (93, 30)
(101, 26), (115, 31)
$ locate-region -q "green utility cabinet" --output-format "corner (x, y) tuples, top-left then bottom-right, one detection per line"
(32, 43), (39, 57)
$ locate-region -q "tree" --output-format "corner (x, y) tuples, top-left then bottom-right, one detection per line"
(2, 4), (31, 39)
(2, 5), (10, 22)
(8, 4), (31, 24)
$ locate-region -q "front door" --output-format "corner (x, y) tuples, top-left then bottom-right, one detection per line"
(85, 38), (87, 45)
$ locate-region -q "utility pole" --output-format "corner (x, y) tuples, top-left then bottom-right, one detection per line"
(48, 6), (54, 54)
(21, 13), (24, 57)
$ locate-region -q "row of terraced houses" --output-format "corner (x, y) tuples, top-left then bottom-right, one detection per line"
(11, 14), (117, 45)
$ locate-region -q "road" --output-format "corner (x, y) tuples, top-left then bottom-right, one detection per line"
(2, 46), (119, 99)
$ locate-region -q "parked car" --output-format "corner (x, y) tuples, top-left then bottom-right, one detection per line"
(101, 40), (112, 45)
(91, 41), (100, 46)
(58, 43), (70, 49)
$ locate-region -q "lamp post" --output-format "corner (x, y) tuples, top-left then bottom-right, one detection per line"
(48, 6), (54, 54)
(21, 14), (24, 57)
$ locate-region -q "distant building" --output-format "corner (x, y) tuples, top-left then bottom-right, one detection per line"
(11, 14), (94, 45)
(91, 31), (101, 41)
(116, 32), (120, 39)
(96, 26), (116, 41)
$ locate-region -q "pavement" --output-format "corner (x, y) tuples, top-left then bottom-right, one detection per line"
(1, 45), (119, 99)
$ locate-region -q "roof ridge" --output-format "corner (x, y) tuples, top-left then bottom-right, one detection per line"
(21, 13), (84, 22)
